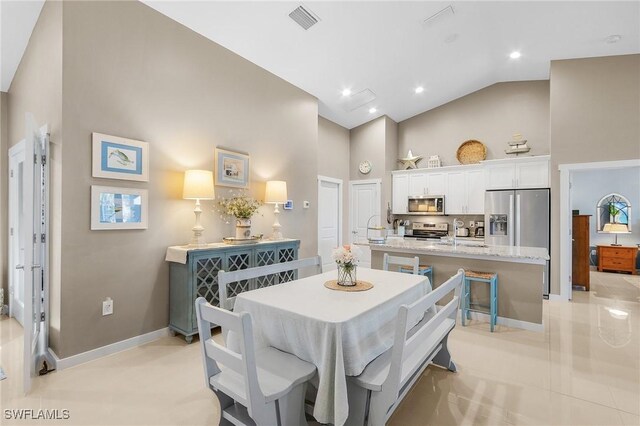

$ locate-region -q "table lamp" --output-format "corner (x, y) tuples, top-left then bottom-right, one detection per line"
(183, 170), (215, 247)
(265, 180), (287, 240)
(602, 223), (629, 246)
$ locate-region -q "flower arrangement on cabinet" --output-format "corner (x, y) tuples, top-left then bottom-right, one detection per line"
(216, 190), (263, 240)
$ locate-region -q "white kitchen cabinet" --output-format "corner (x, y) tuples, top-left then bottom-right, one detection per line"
(516, 160), (549, 188)
(426, 172), (447, 196)
(392, 173), (409, 214)
(466, 168), (485, 214)
(484, 156), (549, 189)
(446, 168), (484, 215)
(408, 173), (427, 196)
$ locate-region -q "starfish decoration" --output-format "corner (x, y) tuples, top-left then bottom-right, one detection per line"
(398, 150), (423, 169)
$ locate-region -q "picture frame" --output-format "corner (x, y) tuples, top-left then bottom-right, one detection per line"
(92, 133), (149, 182)
(283, 200), (293, 210)
(91, 185), (148, 230)
(215, 147), (250, 188)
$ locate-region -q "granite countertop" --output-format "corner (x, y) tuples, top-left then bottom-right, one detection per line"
(367, 238), (550, 264)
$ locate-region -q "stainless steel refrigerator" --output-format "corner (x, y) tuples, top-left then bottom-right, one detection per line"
(484, 189), (550, 296)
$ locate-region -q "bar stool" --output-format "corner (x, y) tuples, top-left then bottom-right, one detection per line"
(399, 264), (433, 285)
(461, 270), (498, 332)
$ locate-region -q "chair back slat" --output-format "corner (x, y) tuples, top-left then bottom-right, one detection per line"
(403, 296), (459, 361)
(382, 253), (419, 274)
(382, 269), (465, 405)
(204, 339), (244, 374)
(195, 297), (264, 408)
(404, 269), (464, 333)
(218, 256), (322, 309)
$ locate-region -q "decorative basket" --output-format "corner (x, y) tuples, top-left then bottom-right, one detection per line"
(456, 140), (487, 164)
(427, 155), (441, 168)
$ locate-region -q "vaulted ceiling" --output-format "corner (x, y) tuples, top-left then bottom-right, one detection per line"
(3, 1), (639, 129)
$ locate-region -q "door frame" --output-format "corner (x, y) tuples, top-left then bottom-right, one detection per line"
(349, 179), (382, 242)
(559, 158), (640, 302)
(317, 175), (344, 258)
(8, 140), (26, 321)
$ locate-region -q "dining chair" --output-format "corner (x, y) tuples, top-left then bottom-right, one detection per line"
(382, 253), (419, 274)
(347, 269), (465, 426)
(195, 297), (316, 426)
(218, 255), (322, 310)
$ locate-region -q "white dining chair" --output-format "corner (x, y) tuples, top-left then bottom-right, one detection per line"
(195, 297), (316, 426)
(347, 269), (465, 426)
(382, 253), (419, 274)
(218, 256), (322, 310)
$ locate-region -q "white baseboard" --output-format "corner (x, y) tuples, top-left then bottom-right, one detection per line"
(49, 327), (170, 370)
(547, 294), (567, 302)
(464, 311), (544, 333)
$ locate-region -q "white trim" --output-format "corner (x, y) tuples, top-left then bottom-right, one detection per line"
(8, 140), (25, 322)
(317, 175), (344, 256)
(464, 311), (544, 333)
(558, 158), (640, 302)
(350, 178), (382, 186)
(49, 328), (170, 370)
(548, 294), (566, 302)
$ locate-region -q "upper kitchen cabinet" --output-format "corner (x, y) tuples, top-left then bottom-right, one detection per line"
(484, 156), (550, 190)
(445, 167), (484, 215)
(408, 172), (447, 196)
(392, 173), (409, 214)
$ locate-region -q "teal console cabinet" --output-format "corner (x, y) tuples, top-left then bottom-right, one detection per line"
(166, 239), (300, 342)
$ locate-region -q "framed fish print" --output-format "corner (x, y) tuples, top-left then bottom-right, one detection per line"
(214, 147), (250, 188)
(91, 186), (148, 230)
(92, 133), (149, 182)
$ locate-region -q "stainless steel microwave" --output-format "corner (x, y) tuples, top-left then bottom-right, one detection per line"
(407, 195), (445, 215)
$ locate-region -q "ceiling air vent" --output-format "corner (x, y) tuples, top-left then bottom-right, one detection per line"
(424, 5), (455, 27)
(289, 5), (320, 30)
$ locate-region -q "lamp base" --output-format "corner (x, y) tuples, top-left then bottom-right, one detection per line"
(270, 203), (284, 240)
(189, 199), (207, 247)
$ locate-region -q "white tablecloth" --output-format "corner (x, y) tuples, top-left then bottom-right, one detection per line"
(229, 268), (430, 426)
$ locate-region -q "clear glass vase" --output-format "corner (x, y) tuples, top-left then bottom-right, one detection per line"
(337, 263), (357, 286)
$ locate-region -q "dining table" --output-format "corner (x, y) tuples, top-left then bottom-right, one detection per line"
(228, 267), (431, 426)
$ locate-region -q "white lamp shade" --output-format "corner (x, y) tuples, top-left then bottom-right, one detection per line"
(265, 180), (287, 204)
(183, 170), (215, 200)
(602, 223), (629, 233)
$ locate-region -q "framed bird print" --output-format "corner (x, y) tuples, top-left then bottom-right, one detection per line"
(92, 133), (149, 182)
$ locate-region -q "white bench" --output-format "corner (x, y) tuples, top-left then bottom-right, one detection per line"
(218, 256), (322, 310)
(346, 269), (465, 426)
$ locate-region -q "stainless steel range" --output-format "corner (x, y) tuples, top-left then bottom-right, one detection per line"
(407, 222), (449, 240)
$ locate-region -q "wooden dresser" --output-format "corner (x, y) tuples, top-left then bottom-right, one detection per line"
(597, 245), (638, 275)
(572, 215), (591, 290)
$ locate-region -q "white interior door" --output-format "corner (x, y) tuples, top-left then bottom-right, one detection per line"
(318, 176), (342, 271)
(350, 180), (381, 268)
(8, 142), (26, 326)
(13, 113), (49, 394)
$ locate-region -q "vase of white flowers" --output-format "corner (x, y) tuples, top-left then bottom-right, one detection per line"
(332, 245), (361, 286)
(217, 191), (263, 240)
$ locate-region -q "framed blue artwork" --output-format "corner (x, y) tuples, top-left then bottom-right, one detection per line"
(91, 186), (148, 230)
(92, 133), (149, 181)
(215, 147), (250, 188)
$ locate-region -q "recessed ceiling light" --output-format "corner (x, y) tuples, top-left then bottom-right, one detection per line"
(369, 107), (377, 114)
(415, 86), (425, 94)
(509, 51), (521, 59)
(342, 88), (352, 97)
(605, 34), (622, 44)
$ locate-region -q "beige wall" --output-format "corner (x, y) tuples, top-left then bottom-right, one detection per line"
(6, 0), (63, 350)
(318, 117), (350, 242)
(549, 54), (640, 294)
(384, 116), (399, 216)
(398, 81), (550, 166)
(17, 0), (318, 358)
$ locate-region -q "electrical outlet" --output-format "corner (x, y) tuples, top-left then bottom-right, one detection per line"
(102, 297), (113, 316)
(303, 201), (310, 209)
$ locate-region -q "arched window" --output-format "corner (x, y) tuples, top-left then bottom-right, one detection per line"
(596, 193), (632, 232)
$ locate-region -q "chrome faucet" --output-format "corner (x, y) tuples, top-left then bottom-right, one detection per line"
(453, 218), (464, 248)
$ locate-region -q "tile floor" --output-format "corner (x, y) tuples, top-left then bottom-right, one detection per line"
(1, 271), (638, 425)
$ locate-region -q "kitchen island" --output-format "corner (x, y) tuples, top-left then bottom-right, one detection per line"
(368, 239), (549, 331)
